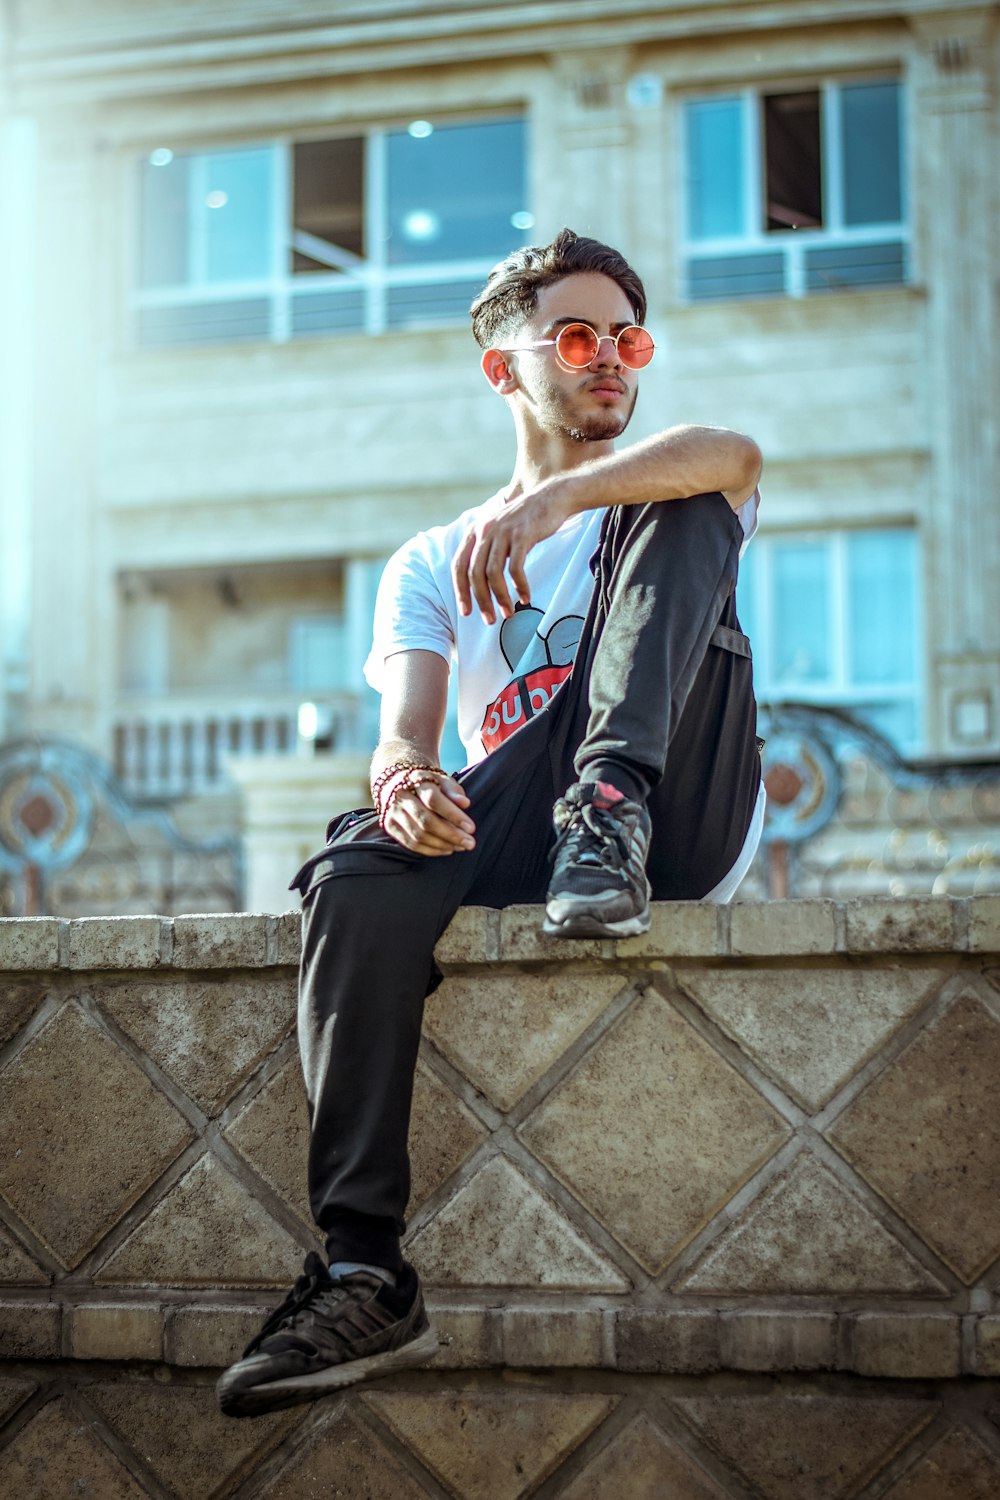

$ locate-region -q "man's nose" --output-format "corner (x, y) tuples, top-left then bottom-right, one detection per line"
(590, 334), (622, 368)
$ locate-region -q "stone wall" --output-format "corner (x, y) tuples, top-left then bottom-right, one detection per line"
(1, 899), (1000, 1498)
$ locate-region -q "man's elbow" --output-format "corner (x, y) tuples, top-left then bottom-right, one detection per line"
(722, 434), (762, 509)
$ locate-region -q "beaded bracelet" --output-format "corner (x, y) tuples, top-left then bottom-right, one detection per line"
(371, 759), (445, 824)
(378, 767), (449, 828)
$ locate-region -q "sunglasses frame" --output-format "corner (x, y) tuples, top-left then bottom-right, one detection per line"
(501, 321), (655, 370)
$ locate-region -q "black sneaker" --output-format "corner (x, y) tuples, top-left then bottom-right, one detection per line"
(543, 781), (652, 939)
(216, 1253), (438, 1418)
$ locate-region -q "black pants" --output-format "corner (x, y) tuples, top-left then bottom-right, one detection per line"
(293, 493), (761, 1270)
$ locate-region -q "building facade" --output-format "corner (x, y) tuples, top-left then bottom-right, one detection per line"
(1, 1), (998, 906)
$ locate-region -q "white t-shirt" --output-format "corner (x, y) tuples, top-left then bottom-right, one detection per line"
(366, 490), (759, 769)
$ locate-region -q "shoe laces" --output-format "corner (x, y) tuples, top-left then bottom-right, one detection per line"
(552, 795), (630, 871)
(246, 1252), (352, 1354)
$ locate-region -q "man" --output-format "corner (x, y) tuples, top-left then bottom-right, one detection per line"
(218, 229), (764, 1419)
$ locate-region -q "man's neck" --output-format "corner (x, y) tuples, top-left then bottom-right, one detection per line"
(503, 432), (616, 502)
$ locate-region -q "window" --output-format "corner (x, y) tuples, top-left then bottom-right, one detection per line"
(135, 117), (530, 347)
(737, 527), (922, 753)
(682, 80), (905, 301)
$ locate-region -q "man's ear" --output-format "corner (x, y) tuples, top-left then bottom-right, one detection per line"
(481, 348), (518, 394)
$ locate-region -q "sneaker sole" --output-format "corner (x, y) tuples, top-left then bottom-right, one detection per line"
(218, 1325), (440, 1418)
(542, 908), (651, 939)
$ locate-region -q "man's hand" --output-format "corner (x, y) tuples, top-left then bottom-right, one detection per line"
(382, 773), (477, 857)
(451, 481), (574, 624)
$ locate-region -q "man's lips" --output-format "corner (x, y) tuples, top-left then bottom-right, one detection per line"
(585, 378), (628, 398)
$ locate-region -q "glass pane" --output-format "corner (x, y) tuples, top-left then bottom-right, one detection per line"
(686, 250), (785, 300)
(734, 550), (759, 642)
(847, 529), (917, 685)
(293, 137), (364, 273)
(840, 81), (901, 226)
(805, 239), (905, 292)
(201, 148), (274, 283)
(386, 118), (528, 265)
(684, 98), (745, 241)
(137, 298), (271, 347)
(772, 541), (831, 684)
(763, 91), (822, 232)
(140, 153), (190, 287)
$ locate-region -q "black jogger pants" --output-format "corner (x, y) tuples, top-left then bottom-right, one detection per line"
(292, 492), (761, 1270)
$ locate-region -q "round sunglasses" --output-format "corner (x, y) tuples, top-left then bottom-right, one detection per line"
(503, 321), (655, 370)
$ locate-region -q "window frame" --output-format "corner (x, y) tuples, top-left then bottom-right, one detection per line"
(679, 75), (908, 302)
(131, 112), (530, 346)
(738, 525), (924, 753)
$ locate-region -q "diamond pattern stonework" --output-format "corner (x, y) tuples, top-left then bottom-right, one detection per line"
(0, 1000), (194, 1268)
(407, 1154), (628, 1291)
(365, 1391), (617, 1500)
(676, 965), (944, 1112)
(558, 1412), (729, 1500)
(676, 1152), (947, 1296)
(424, 972), (625, 1111)
(521, 987), (789, 1273)
(829, 991), (1000, 1283)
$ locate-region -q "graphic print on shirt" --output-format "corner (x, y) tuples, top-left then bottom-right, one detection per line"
(480, 602), (584, 753)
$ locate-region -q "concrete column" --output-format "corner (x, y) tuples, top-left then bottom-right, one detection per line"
(27, 117), (101, 744)
(226, 752), (371, 912)
(912, 8), (1000, 757)
(0, 114), (37, 740)
(536, 48), (637, 248)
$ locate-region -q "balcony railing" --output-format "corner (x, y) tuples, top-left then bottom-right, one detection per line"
(112, 693), (375, 800)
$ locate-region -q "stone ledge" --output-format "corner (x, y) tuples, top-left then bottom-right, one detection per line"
(0, 1299), (985, 1378)
(0, 898), (995, 972)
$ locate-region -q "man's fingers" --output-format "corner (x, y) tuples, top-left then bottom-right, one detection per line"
(486, 552), (514, 620)
(422, 783), (475, 834)
(389, 785), (476, 854)
(452, 531), (475, 617)
(509, 549), (531, 606)
(388, 804), (461, 855)
(469, 540), (496, 623)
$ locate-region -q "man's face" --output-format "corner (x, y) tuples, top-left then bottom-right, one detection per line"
(504, 271), (641, 443)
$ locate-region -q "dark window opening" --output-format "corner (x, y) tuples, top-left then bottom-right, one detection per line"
(292, 137), (365, 273)
(764, 91), (822, 232)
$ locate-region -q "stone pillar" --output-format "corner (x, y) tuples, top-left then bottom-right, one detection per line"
(226, 751), (371, 912)
(537, 48), (637, 248)
(0, 114), (37, 740)
(912, 8), (1000, 757)
(28, 117), (102, 742)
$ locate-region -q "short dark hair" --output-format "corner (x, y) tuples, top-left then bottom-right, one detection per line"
(469, 227), (648, 349)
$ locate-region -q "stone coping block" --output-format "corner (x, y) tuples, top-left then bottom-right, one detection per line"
(0, 918), (60, 971)
(67, 916), (163, 970)
(1, 899), (997, 972)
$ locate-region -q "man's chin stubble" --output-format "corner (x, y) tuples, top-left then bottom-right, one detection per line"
(565, 416), (629, 443)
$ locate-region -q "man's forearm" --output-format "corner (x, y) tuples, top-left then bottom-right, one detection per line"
(553, 424), (761, 516)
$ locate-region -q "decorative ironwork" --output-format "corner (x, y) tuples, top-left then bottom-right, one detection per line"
(749, 704), (1000, 899)
(0, 738), (242, 917)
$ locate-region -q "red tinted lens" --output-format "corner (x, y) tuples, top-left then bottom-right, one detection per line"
(617, 326), (655, 368)
(554, 324), (600, 366)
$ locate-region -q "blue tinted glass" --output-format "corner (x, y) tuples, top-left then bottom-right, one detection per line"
(386, 119), (528, 265)
(840, 82), (902, 226)
(202, 148), (274, 282)
(140, 154), (190, 287)
(773, 542), (831, 684)
(685, 98), (745, 240)
(847, 529), (917, 685)
(735, 551), (759, 643)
